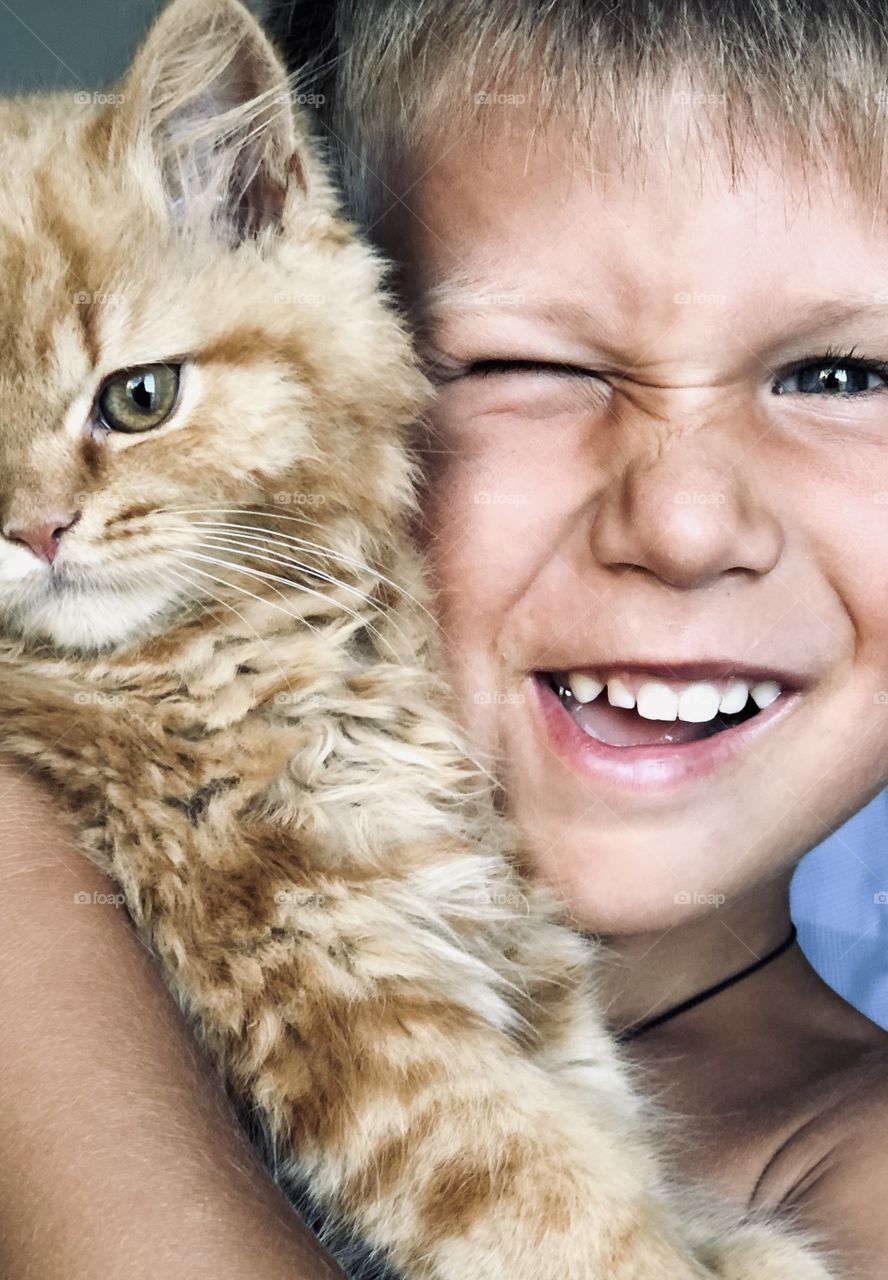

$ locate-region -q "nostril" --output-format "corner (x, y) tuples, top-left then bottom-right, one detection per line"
(4, 511), (81, 565)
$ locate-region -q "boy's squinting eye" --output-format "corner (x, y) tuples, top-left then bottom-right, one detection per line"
(772, 349), (888, 398)
(429, 355), (611, 420)
(96, 363), (181, 433)
(457, 358), (595, 380)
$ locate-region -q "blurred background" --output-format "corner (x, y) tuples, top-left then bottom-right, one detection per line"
(0, 0), (163, 94)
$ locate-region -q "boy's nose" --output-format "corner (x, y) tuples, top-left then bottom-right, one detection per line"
(4, 512), (81, 565)
(588, 450), (781, 590)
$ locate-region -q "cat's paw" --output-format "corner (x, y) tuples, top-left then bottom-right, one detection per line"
(698, 1220), (836, 1280)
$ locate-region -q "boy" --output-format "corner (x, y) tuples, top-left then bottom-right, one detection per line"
(264, 0), (888, 1271)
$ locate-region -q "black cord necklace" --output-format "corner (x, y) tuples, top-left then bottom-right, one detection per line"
(617, 924), (798, 1043)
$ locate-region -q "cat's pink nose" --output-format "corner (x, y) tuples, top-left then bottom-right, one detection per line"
(5, 513), (80, 565)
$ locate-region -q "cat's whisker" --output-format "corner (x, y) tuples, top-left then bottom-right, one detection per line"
(185, 535), (379, 608)
(165, 565), (306, 699)
(170, 557), (330, 640)
(187, 535), (408, 652)
(174, 551), (400, 660)
(168, 558), (339, 657)
(194, 521), (439, 626)
(172, 538), (509, 786)
(161, 507), (438, 624)
(181, 533), (418, 654)
(163, 504), (377, 569)
(177, 546), (378, 632)
(172, 530), (501, 789)
(164, 504), (332, 539)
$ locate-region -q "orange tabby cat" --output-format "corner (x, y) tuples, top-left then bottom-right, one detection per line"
(0, 1), (835, 1276)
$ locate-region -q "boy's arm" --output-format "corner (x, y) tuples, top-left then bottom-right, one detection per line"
(0, 758), (344, 1280)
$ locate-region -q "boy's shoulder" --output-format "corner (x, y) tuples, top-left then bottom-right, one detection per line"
(775, 1034), (888, 1273)
(800, 1032), (888, 1147)
(790, 1009), (888, 1157)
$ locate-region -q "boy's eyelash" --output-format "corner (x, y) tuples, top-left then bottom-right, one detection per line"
(427, 348), (888, 392)
(774, 346), (888, 391)
(424, 356), (593, 383)
(466, 358), (590, 378)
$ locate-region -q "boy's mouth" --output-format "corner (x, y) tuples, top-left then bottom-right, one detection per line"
(542, 667), (793, 747)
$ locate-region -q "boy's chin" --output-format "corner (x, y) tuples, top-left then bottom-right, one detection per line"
(546, 885), (738, 938)
(518, 826), (759, 937)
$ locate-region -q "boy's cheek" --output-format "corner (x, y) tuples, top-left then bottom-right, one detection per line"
(802, 474), (888, 679)
(421, 451), (563, 615)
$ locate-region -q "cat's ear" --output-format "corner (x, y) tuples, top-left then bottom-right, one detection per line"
(110, 0), (310, 244)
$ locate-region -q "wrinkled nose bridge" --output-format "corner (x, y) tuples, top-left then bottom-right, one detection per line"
(619, 402), (738, 500)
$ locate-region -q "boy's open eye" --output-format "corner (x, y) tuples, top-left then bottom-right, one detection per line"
(95, 363), (182, 433)
(772, 350), (888, 397)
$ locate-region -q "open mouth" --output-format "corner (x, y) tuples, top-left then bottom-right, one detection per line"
(542, 669), (788, 748)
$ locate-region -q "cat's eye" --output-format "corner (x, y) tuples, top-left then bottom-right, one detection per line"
(96, 363), (182, 433)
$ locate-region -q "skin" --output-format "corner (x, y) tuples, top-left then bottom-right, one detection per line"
(0, 756), (344, 1280)
(380, 101), (888, 1275)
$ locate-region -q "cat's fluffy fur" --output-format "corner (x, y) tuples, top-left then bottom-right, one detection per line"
(0, 1), (836, 1276)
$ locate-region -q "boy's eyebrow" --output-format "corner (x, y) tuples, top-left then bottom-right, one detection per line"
(418, 281), (590, 327)
(420, 280), (888, 335)
(775, 297), (888, 330)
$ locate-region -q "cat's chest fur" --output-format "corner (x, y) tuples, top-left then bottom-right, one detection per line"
(0, 594), (431, 884)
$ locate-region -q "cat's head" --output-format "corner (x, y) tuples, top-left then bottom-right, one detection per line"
(0, 0), (430, 655)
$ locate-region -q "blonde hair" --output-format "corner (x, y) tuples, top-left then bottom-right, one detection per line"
(263, 0), (888, 233)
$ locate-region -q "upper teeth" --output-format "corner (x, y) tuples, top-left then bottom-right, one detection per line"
(565, 672), (782, 722)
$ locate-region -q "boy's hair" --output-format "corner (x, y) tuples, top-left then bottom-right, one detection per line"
(262, 0), (888, 234)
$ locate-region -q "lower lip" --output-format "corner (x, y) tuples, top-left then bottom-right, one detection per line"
(531, 674), (802, 794)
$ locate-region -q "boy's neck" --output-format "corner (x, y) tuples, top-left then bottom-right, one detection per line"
(597, 868), (797, 1034)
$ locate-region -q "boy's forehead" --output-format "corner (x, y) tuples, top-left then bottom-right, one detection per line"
(400, 118), (888, 347)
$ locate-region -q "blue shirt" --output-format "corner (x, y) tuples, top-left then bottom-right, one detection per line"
(791, 788), (888, 1030)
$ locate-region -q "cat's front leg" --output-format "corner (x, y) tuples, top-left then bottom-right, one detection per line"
(496, 904), (837, 1280)
(154, 873), (711, 1280)
(693, 1218), (835, 1280)
(253, 997), (711, 1280)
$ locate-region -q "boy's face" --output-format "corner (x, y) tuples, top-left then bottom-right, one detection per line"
(396, 114), (888, 934)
